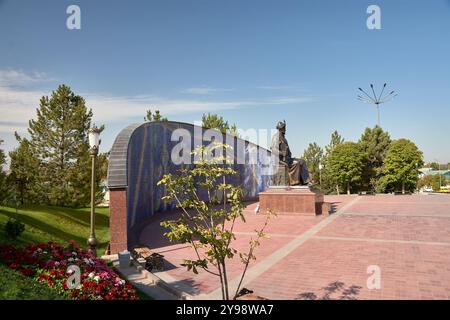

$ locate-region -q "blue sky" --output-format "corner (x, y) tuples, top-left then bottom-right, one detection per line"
(0, 0), (449, 163)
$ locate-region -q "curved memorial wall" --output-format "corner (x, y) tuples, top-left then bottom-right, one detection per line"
(107, 121), (273, 253)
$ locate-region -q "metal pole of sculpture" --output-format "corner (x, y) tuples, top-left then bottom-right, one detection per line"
(270, 120), (310, 186)
(358, 83), (397, 127)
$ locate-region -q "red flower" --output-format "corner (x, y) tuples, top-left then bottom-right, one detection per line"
(1, 241), (140, 300)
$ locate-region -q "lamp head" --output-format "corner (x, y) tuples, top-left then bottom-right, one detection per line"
(88, 125), (102, 149)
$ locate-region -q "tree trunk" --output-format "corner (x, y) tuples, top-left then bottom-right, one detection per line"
(217, 262), (225, 300)
(336, 185), (340, 195)
(221, 261), (229, 300)
(347, 185), (350, 195)
(402, 182), (405, 194)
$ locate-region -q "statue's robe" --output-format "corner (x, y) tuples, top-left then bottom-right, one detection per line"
(271, 132), (309, 186)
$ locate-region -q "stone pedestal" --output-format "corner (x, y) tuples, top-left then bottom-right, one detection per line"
(258, 186), (329, 216)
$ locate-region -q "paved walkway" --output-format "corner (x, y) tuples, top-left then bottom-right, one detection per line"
(139, 194), (450, 300)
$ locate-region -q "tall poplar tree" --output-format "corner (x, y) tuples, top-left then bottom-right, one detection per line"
(325, 130), (345, 156)
(358, 126), (391, 191)
(302, 142), (324, 185)
(322, 130), (345, 193)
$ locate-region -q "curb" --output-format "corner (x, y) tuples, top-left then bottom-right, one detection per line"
(102, 254), (194, 300)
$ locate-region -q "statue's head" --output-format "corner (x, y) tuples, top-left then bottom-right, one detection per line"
(276, 120), (286, 133)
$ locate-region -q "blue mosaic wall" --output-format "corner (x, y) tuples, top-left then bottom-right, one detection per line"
(108, 121), (272, 248)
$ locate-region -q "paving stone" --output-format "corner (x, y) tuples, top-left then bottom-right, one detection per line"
(136, 194), (450, 300)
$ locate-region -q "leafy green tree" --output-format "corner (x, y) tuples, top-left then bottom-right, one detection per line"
(378, 139), (424, 194)
(326, 142), (367, 195)
(144, 109), (168, 122)
(423, 162), (440, 170)
(417, 174), (445, 192)
(26, 84), (95, 206)
(158, 143), (274, 300)
(95, 152), (109, 204)
(302, 143), (324, 186)
(201, 113), (238, 136)
(7, 133), (42, 205)
(358, 126), (392, 191)
(0, 138), (7, 203)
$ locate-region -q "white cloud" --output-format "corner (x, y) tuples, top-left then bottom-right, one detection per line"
(256, 85), (304, 91)
(181, 86), (234, 95)
(0, 86), (44, 134)
(0, 69), (49, 87)
(0, 69), (312, 135)
(86, 94), (310, 124)
(0, 69), (51, 134)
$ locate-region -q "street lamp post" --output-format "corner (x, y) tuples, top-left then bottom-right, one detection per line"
(88, 125), (102, 256)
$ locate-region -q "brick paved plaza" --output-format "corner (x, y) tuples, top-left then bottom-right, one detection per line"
(139, 194), (450, 300)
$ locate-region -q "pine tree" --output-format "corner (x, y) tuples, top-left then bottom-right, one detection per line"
(144, 109), (168, 122)
(27, 84), (93, 206)
(201, 113), (238, 136)
(0, 139), (5, 166)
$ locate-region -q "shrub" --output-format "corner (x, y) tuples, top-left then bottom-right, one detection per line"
(4, 219), (25, 240)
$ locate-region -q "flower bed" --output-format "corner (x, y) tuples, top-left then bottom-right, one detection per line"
(0, 241), (138, 300)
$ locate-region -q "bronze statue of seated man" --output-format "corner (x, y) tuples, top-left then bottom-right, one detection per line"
(271, 120), (310, 186)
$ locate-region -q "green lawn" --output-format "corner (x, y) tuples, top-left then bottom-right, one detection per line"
(0, 264), (66, 300)
(0, 205), (110, 254)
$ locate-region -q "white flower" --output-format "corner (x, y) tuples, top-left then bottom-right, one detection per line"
(93, 275), (100, 282)
(72, 251), (77, 256)
(88, 272), (95, 279)
(54, 261), (60, 266)
(68, 258), (74, 262)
